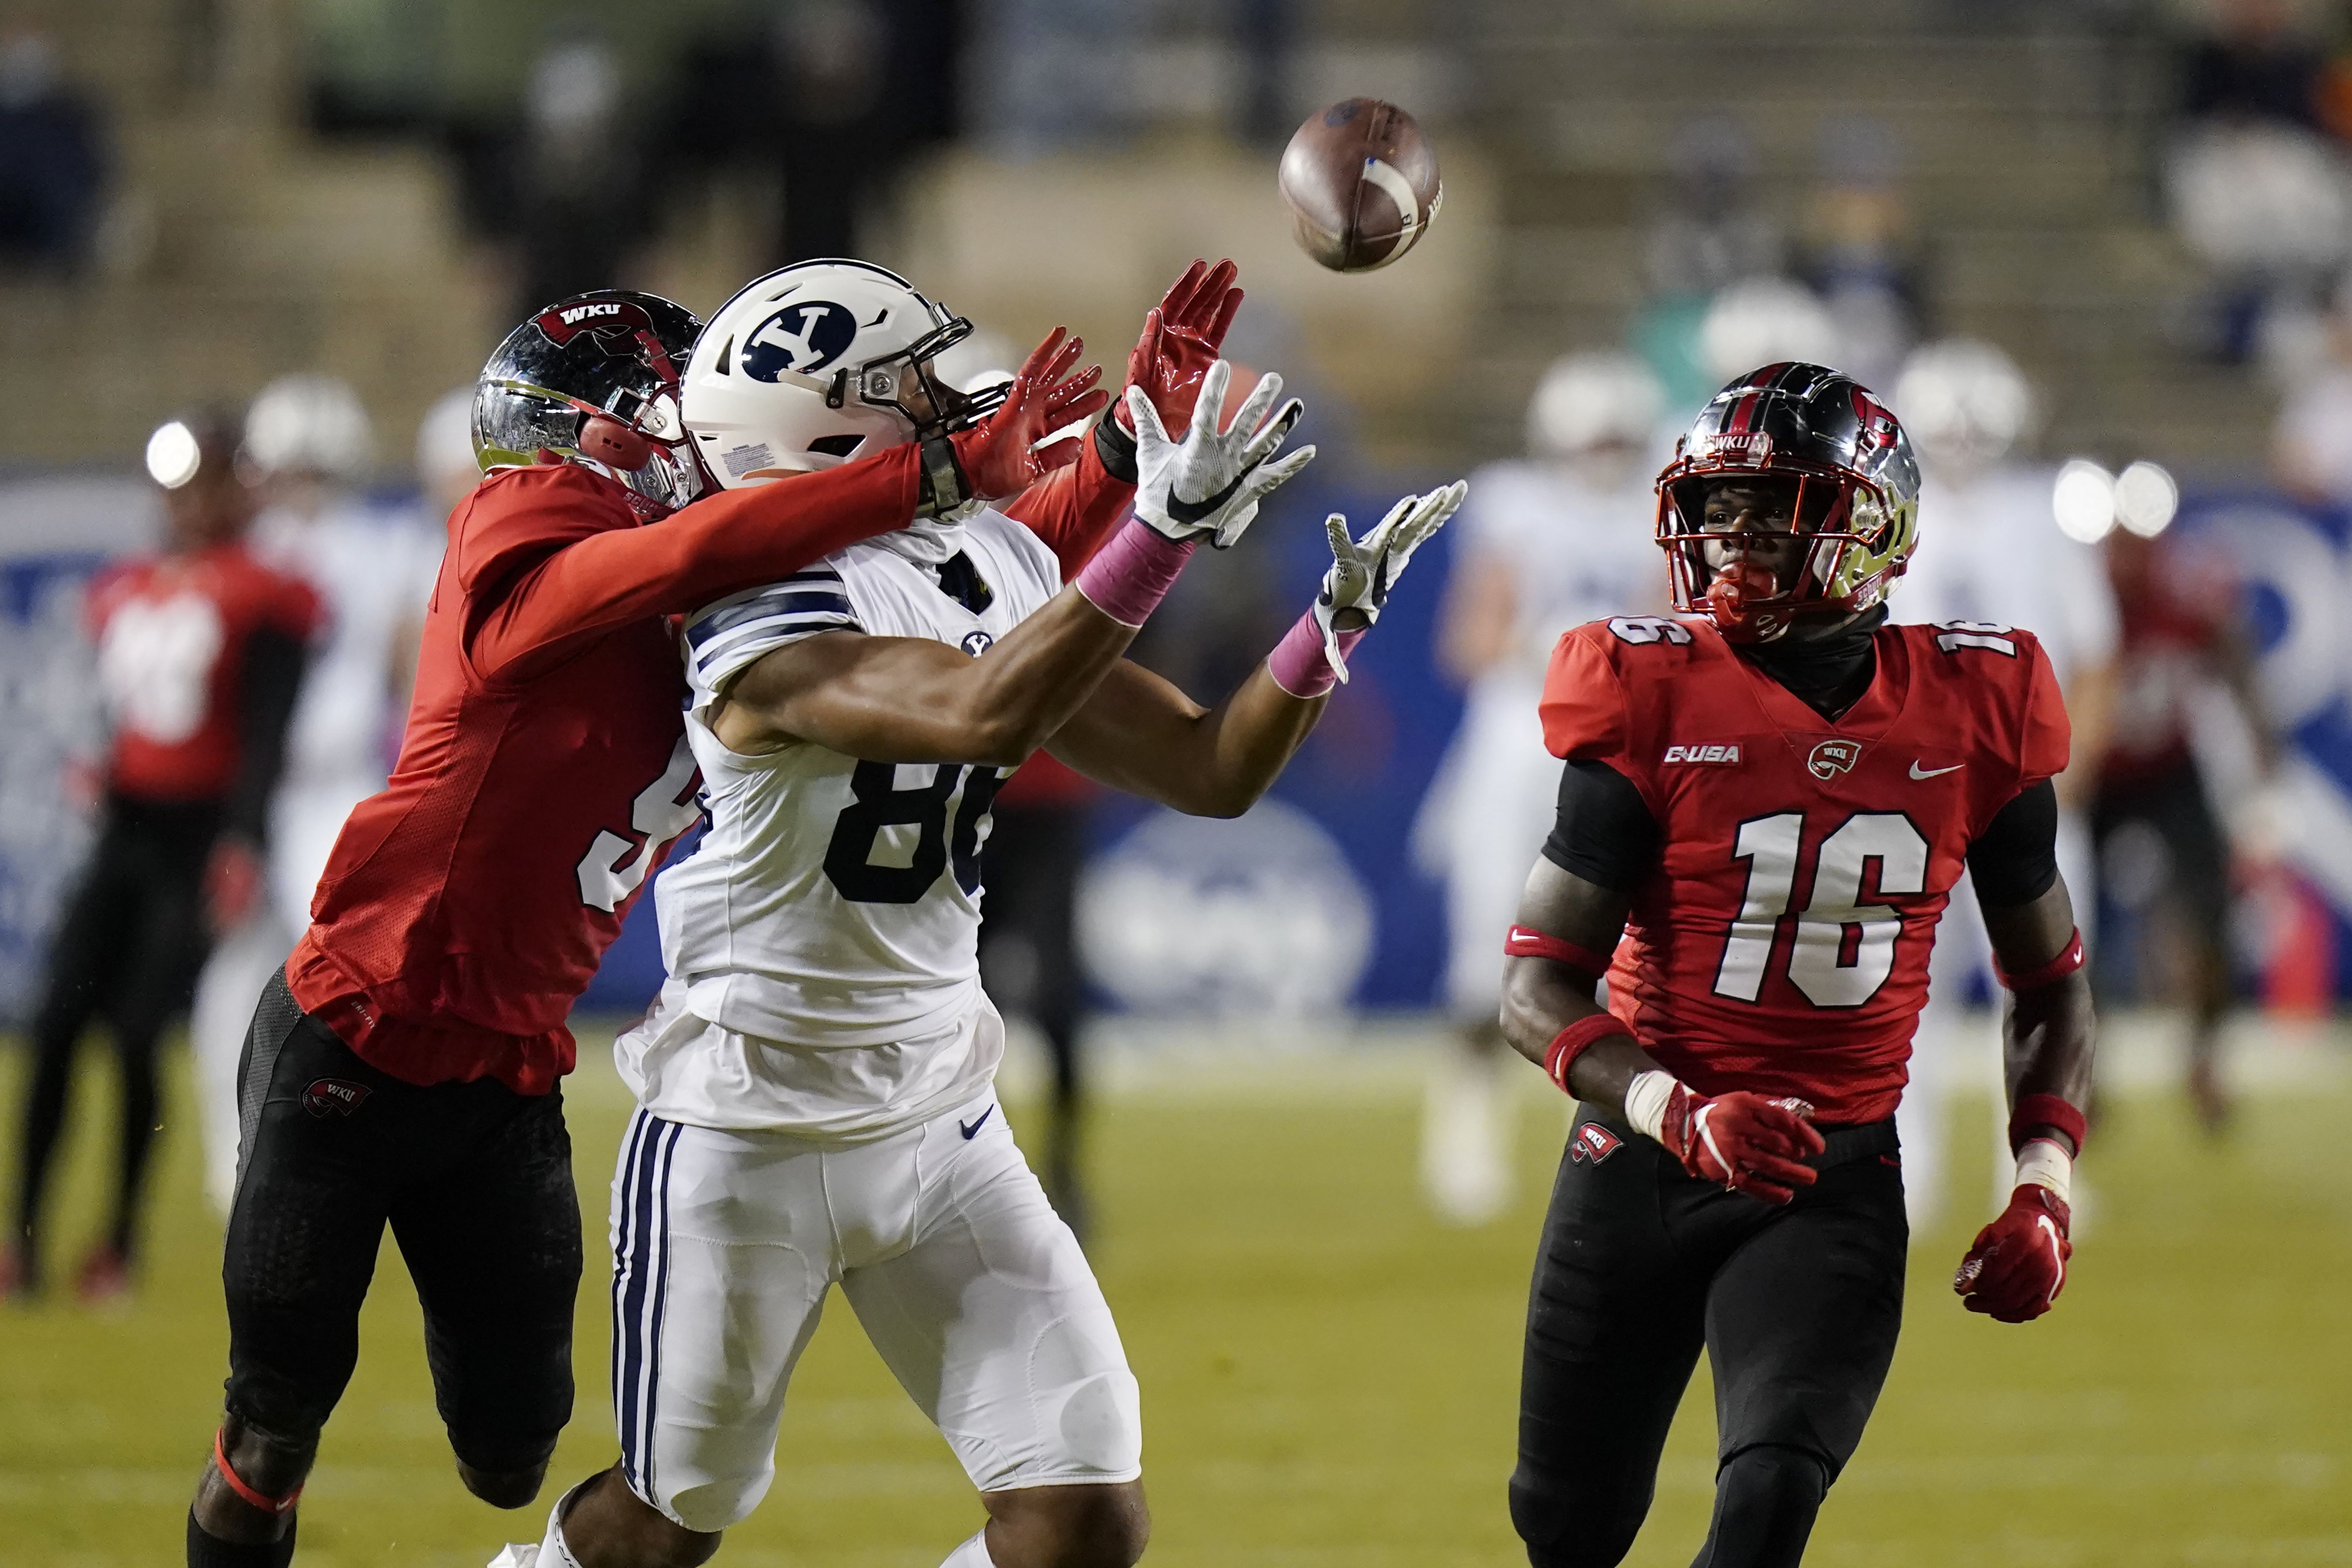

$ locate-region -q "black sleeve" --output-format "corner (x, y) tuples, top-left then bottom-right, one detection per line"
(1539, 759), (1661, 896)
(223, 625), (308, 845)
(1966, 777), (2060, 909)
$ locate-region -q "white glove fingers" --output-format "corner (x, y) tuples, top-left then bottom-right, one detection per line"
(1236, 396), (1305, 470)
(1225, 368), (1285, 444)
(1187, 359), (1234, 444)
(1125, 385), (1171, 451)
(1324, 510), (1354, 557)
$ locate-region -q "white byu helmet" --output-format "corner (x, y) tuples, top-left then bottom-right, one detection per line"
(244, 373), (374, 480)
(1892, 338), (2037, 475)
(1527, 351), (1665, 460)
(682, 259), (1005, 488)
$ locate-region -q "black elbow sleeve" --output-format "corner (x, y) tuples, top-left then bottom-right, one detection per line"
(1539, 760), (1660, 896)
(1967, 778), (2061, 909)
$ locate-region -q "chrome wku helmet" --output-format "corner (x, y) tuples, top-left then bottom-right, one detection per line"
(474, 291), (706, 517)
(1654, 361), (1921, 642)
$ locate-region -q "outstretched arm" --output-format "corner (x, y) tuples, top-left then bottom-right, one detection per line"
(1044, 657), (1325, 818)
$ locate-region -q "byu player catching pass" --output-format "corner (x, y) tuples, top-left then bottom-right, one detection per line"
(516, 263), (1465, 1568)
(1497, 364), (2094, 1568)
(187, 256), (1254, 1568)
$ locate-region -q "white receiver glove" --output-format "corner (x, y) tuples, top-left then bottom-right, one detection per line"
(1127, 360), (1316, 549)
(1312, 480), (1469, 682)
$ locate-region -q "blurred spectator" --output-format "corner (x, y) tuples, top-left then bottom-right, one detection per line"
(2166, 0), (2349, 360)
(670, 0), (959, 266)
(1887, 340), (2119, 1227)
(1635, 116), (1785, 412)
(0, 27), (108, 276)
(1795, 117), (1925, 393)
(2271, 273), (2352, 500)
(6, 414), (316, 1303)
(1697, 278), (1840, 390)
(1413, 351), (1666, 1226)
(2097, 523), (2280, 1133)
(967, 0), (1145, 154)
(187, 376), (441, 1217)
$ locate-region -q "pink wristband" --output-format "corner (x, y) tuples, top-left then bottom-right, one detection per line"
(1266, 611), (1365, 698)
(1073, 517), (1195, 629)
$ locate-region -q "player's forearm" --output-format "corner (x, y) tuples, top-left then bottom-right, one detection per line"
(1000, 429), (1134, 580)
(474, 446), (922, 678)
(1108, 663), (1328, 818)
(2003, 974), (2096, 1154)
(1500, 957), (1662, 1113)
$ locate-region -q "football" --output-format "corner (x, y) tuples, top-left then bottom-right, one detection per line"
(1278, 98), (1443, 273)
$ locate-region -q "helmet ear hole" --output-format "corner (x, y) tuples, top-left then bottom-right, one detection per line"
(579, 413), (655, 471)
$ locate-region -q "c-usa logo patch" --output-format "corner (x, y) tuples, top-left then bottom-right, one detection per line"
(742, 301), (859, 380)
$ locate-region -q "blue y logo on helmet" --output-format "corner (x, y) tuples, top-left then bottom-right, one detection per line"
(742, 301), (858, 380)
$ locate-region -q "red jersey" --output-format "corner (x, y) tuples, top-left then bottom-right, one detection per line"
(288, 442), (1130, 1095)
(87, 543), (320, 802)
(1538, 615), (2070, 1123)
(2101, 531), (2236, 790)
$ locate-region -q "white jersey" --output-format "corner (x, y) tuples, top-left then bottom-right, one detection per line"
(248, 500), (442, 914)
(1889, 468), (2119, 691)
(1419, 460), (1662, 1014)
(623, 508), (1064, 1137)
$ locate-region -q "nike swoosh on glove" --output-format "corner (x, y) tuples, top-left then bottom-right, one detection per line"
(1953, 1185), (2072, 1323)
(1127, 360), (1314, 548)
(1311, 480), (1469, 682)
(1659, 1085), (1825, 1204)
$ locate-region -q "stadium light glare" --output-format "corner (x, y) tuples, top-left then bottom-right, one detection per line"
(2051, 458), (2116, 543)
(2115, 460), (2179, 537)
(144, 421), (202, 490)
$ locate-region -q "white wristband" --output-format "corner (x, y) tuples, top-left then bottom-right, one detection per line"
(1622, 1069), (1680, 1144)
(2014, 1137), (2074, 1206)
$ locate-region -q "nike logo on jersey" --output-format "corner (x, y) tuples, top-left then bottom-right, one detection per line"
(960, 1106), (995, 1140)
(1909, 761), (1964, 779)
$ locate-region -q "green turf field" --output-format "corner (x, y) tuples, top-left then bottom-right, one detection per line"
(3, 1017), (2349, 1566)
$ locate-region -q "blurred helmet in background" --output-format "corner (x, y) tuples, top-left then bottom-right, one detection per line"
(1526, 351), (1665, 463)
(243, 374), (374, 482)
(1654, 361), (1920, 642)
(415, 384), (482, 510)
(683, 258), (1007, 489)
(1892, 338), (2036, 477)
(1698, 279), (1841, 385)
(475, 291), (705, 518)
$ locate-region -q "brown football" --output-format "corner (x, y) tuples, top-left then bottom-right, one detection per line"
(1278, 98), (1443, 273)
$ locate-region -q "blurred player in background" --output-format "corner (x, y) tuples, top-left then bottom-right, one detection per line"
(1886, 339), (2117, 1227)
(1501, 365), (2093, 1568)
(187, 375), (443, 1216)
(1416, 351), (1665, 1225)
(5, 415), (316, 1303)
(2098, 521), (2277, 1130)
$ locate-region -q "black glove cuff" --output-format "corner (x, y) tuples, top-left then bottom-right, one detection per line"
(916, 434), (969, 518)
(1092, 411), (1139, 485)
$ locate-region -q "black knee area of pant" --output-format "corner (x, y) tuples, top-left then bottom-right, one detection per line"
(1701, 1444), (1829, 1568)
(1511, 1476), (1644, 1568)
(456, 1452), (551, 1509)
(187, 1508), (295, 1567)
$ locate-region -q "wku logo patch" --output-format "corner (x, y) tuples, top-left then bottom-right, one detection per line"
(1663, 743), (1741, 765)
(1807, 738), (1861, 780)
(301, 1078), (372, 1119)
(1569, 1123), (1623, 1165)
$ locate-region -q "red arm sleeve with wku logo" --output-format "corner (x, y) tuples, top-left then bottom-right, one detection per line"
(460, 444), (923, 683)
(997, 433), (1134, 581)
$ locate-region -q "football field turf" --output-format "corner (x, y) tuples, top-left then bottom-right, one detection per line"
(2, 1015), (2349, 1566)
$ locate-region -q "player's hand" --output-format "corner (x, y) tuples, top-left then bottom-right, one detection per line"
(949, 327), (1109, 500)
(1309, 481), (1469, 683)
(1953, 1184), (2072, 1323)
(1659, 1085), (1825, 1204)
(204, 835), (265, 935)
(1126, 360), (1314, 548)
(1118, 258), (1245, 435)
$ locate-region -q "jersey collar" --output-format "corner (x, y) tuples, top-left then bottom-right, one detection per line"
(1726, 622), (1913, 742)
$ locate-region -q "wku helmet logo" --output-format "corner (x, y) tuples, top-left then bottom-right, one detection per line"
(742, 301), (859, 380)
(533, 298), (658, 348)
(1807, 739), (1861, 780)
(1569, 1123), (1623, 1165)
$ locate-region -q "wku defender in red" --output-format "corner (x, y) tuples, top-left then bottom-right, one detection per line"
(187, 263), (1247, 1568)
(1498, 362), (2095, 1568)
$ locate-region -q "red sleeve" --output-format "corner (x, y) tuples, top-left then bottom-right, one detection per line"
(272, 573), (324, 643)
(2017, 638), (2071, 791)
(84, 560), (135, 639)
(1538, 627), (1635, 766)
(998, 435), (1134, 581)
(461, 445), (923, 682)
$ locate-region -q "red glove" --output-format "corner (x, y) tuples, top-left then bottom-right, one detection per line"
(1116, 258), (1244, 434)
(1953, 1185), (2072, 1323)
(203, 836), (265, 934)
(1659, 1085), (1824, 1204)
(948, 327), (1109, 500)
